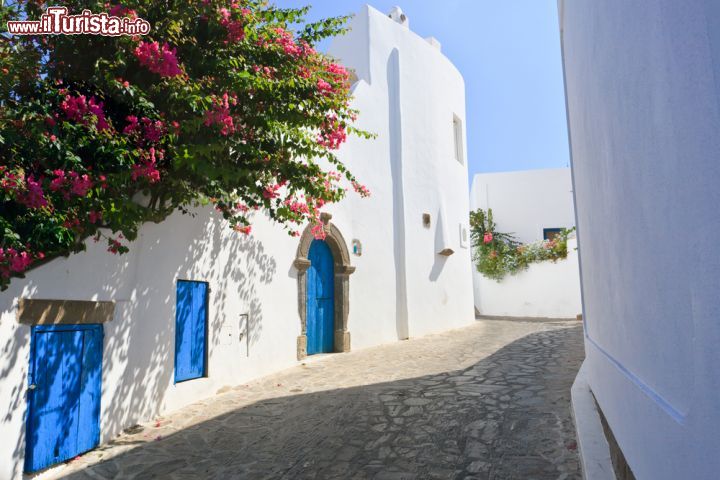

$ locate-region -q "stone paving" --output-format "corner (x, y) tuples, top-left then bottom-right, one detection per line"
(50, 318), (584, 480)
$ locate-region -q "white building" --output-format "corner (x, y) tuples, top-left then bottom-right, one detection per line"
(0, 6), (475, 477)
(560, 1), (720, 478)
(470, 169), (582, 318)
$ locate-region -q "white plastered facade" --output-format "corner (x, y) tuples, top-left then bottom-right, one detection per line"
(0, 6), (475, 478)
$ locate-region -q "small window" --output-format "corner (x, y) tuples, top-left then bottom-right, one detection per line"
(543, 228), (563, 241)
(175, 280), (209, 382)
(453, 115), (464, 164)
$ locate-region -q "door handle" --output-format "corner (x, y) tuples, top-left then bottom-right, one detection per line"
(28, 384), (37, 390)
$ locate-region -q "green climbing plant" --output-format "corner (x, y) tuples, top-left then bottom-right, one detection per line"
(470, 208), (575, 281)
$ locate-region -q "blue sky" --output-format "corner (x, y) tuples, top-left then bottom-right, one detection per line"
(276, 0), (570, 177)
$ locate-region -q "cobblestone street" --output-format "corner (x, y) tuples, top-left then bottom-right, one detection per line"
(52, 318), (584, 480)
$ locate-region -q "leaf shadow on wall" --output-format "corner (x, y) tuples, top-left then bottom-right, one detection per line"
(0, 207), (277, 478)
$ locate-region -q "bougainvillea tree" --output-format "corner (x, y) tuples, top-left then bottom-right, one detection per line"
(0, 0), (372, 289)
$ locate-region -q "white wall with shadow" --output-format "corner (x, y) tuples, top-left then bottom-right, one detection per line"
(0, 206), (295, 479)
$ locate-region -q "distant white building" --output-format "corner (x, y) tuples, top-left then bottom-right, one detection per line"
(470, 168), (575, 244)
(0, 6), (475, 477)
(560, 1), (720, 478)
(470, 168), (582, 318)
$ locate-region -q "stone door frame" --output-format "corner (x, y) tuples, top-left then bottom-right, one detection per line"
(293, 215), (355, 360)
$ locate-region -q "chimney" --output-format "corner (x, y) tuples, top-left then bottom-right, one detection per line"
(388, 6), (409, 28)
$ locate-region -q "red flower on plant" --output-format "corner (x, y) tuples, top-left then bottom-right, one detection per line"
(60, 94), (112, 132)
(134, 41), (183, 78)
(311, 223), (326, 240)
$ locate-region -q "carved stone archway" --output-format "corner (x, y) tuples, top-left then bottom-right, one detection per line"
(293, 214), (355, 360)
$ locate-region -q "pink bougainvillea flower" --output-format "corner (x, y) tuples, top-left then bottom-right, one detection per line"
(68, 172), (94, 197)
(60, 94), (112, 131)
(123, 115), (139, 135)
(17, 176), (48, 209)
(107, 237), (125, 254)
(317, 121), (347, 150)
(284, 197), (310, 215)
(89, 210), (103, 224)
(134, 41), (183, 77)
(131, 147), (161, 183)
(273, 27), (301, 56)
(49, 170), (66, 192)
(325, 62), (349, 80)
(311, 223), (326, 240)
(204, 93), (235, 136)
(109, 5), (137, 19)
(124, 116), (167, 144)
(219, 7), (245, 43)
(262, 183), (282, 200)
(352, 181), (371, 198)
(233, 225), (252, 235)
(316, 79), (333, 96)
(0, 248), (34, 275)
(142, 118), (166, 143)
(483, 232), (493, 244)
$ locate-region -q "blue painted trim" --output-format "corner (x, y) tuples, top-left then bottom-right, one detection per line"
(174, 279), (209, 383)
(24, 324), (103, 473)
(306, 241), (335, 355)
(32, 324), (103, 333)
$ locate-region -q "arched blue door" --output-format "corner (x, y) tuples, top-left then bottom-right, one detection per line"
(306, 240), (335, 354)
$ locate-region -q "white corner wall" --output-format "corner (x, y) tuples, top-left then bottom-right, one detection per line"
(474, 238), (581, 318)
(560, 0), (720, 478)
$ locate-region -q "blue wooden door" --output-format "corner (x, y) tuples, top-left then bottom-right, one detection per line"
(175, 280), (208, 382)
(307, 240), (335, 354)
(25, 325), (103, 473)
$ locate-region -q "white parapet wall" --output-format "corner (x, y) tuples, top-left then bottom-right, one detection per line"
(473, 237), (582, 318)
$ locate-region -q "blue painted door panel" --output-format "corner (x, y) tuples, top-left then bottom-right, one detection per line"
(25, 325), (103, 473)
(307, 240), (335, 355)
(77, 328), (103, 454)
(175, 280), (208, 382)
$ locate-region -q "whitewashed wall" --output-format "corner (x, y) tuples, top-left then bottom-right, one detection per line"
(474, 238), (581, 318)
(560, 0), (720, 478)
(469, 169), (581, 318)
(0, 6), (475, 478)
(470, 168), (575, 243)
